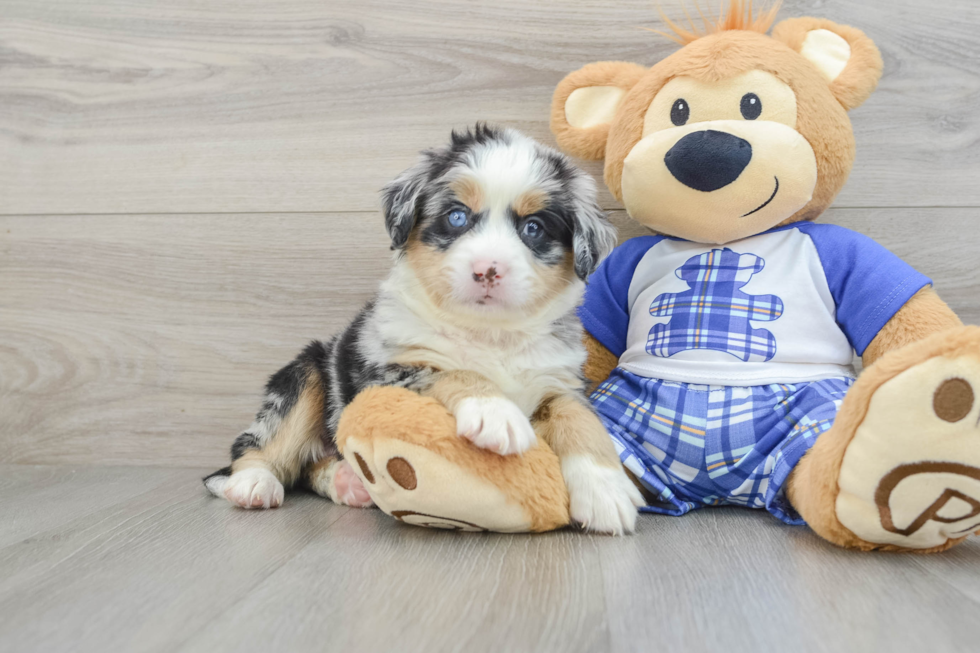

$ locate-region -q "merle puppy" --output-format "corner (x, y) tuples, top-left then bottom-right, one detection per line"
(204, 124), (644, 533)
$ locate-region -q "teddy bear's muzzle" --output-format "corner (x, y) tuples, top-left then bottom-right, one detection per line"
(621, 119), (818, 244)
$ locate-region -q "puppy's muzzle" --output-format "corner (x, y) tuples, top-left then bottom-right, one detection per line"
(472, 260), (505, 284)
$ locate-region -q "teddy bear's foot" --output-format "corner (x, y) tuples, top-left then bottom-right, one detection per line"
(343, 429), (534, 531)
(790, 326), (980, 552)
(335, 386), (570, 533)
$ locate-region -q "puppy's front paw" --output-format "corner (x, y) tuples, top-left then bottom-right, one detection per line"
(562, 455), (645, 535)
(455, 396), (536, 455)
(223, 468), (284, 510)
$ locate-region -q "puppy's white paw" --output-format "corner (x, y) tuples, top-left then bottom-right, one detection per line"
(455, 396), (536, 455)
(562, 455), (645, 535)
(223, 468), (284, 510)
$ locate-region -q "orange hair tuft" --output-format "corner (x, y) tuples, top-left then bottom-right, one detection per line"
(648, 0), (782, 45)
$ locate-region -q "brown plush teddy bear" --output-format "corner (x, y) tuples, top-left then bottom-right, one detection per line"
(339, 1), (980, 552)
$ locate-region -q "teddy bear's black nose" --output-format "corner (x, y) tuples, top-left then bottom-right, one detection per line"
(664, 130), (752, 192)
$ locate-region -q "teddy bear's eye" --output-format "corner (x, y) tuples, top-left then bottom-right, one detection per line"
(670, 99), (689, 126)
(740, 93), (762, 120)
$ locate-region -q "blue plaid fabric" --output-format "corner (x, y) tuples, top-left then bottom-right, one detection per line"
(591, 368), (853, 524)
(647, 248), (784, 362)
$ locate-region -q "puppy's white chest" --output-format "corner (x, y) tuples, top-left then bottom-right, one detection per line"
(430, 331), (584, 414)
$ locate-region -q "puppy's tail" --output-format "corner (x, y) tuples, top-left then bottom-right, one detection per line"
(203, 466), (233, 497)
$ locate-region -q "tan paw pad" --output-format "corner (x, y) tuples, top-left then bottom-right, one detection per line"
(342, 436), (533, 533)
(837, 355), (980, 549)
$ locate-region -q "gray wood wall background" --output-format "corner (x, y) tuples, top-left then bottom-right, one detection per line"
(2, 0), (978, 468)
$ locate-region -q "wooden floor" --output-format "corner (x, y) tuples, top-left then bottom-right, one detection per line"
(0, 464), (976, 653)
(3, 0), (980, 651)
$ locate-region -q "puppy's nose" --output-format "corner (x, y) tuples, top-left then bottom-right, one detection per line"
(664, 130), (752, 192)
(472, 260), (506, 282)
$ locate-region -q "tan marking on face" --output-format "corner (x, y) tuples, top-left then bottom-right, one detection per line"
(404, 212), (577, 318)
(450, 176), (485, 213)
(404, 233), (453, 309)
(512, 188), (548, 217)
(529, 251), (577, 306)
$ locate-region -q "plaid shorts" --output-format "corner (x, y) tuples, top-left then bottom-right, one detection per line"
(591, 368), (854, 524)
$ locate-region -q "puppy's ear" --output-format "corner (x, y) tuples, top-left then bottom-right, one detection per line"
(551, 61), (648, 161)
(381, 157), (430, 249)
(772, 18), (883, 111)
(569, 175), (617, 281)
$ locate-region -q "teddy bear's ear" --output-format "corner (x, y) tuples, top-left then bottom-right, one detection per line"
(772, 17), (883, 111)
(550, 61), (648, 160)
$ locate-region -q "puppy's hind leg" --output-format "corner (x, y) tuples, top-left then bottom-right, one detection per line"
(305, 457), (374, 508)
(213, 343), (331, 509)
(225, 377), (327, 508)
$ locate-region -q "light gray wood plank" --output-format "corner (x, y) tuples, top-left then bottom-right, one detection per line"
(1, 0), (978, 214)
(600, 509), (980, 653)
(908, 540), (980, 605)
(0, 464), (190, 547)
(176, 508), (609, 653)
(0, 464), (606, 653)
(2, 465), (977, 653)
(2, 208), (978, 466)
(0, 466), (351, 653)
(0, 213), (391, 466)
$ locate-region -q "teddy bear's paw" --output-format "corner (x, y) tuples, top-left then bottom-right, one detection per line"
(455, 396), (536, 455)
(223, 468), (284, 510)
(562, 455), (644, 535)
(836, 343), (980, 549)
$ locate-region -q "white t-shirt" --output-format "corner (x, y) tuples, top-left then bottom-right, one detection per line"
(580, 223), (931, 386)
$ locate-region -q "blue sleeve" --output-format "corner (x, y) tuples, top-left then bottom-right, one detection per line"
(797, 223), (932, 356)
(578, 235), (664, 357)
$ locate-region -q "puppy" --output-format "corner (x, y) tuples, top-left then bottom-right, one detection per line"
(203, 124), (644, 533)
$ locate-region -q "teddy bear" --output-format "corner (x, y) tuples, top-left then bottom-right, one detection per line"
(337, 0), (980, 552)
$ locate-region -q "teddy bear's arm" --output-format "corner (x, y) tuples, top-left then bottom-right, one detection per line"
(861, 287), (962, 367)
(583, 333), (619, 394)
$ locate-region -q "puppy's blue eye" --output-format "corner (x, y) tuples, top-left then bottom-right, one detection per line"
(448, 210), (467, 228)
(522, 219), (543, 239)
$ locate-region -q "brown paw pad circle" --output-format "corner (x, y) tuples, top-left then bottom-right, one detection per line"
(386, 457), (417, 490)
(933, 377), (974, 423)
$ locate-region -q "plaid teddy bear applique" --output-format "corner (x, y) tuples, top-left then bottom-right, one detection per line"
(646, 248), (784, 362)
